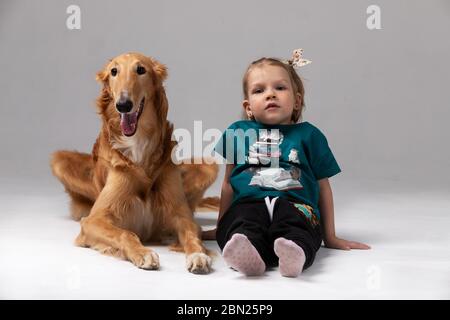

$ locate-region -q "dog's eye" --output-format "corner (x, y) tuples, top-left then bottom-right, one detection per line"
(137, 66), (146, 75)
(111, 68), (118, 77)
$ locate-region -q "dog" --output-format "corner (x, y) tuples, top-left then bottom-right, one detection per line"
(51, 53), (219, 273)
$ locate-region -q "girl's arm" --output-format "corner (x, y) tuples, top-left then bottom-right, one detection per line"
(201, 164), (235, 240)
(318, 178), (371, 250)
(217, 164), (235, 223)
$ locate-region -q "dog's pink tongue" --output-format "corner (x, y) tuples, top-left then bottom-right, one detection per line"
(120, 112), (138, 136)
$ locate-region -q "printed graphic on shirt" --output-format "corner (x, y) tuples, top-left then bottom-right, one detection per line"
(247, 129), (283, 165)
(291, 203), (320, 226)
(245, 129), (303, 191)
(288, 148), (300, 164)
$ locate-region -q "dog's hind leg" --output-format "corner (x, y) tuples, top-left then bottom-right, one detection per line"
(67, 191), (95, 221)
(179, 160), (219, 212)
(50, 150), (98, 220)
(179, 160), (220, 241)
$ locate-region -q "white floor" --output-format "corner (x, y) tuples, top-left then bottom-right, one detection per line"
(0, 178), (449, 300)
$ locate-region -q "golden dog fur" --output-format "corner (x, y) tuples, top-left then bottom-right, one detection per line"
(51, 53), (218, 273)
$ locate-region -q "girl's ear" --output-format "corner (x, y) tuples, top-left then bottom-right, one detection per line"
(295, 92), (302, 109)
(242, 100), (253, 119)
(291, 93), (303, 122)
(243, 100), (250, 111)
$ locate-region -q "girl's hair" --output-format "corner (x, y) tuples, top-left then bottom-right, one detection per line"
(242, 57), (305, 123)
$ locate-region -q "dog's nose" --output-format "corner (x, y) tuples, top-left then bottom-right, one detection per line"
(116, 98), (133, 113)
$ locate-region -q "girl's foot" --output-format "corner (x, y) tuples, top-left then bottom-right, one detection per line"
(222, 233), (265, 276)
(274, 237), (306, 277)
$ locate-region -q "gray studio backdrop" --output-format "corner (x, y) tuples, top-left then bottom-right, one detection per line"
(0, 0), (449, 190)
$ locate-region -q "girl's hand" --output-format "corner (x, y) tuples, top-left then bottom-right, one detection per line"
(324, 236), (371, 250)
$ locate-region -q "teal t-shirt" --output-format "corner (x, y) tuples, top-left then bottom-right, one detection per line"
(214, 120), (341, 219)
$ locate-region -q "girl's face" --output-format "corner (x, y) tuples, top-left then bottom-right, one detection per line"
(243, 65), (301, 125)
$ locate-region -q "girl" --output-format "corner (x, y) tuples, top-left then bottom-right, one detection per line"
(212, 49), (370, 277)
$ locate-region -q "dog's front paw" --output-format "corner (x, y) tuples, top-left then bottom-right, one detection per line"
(186, 252), (212, 274)
(129, 249), (160, 270)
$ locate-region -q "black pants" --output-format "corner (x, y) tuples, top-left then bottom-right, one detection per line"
(217, 197), (323, 270)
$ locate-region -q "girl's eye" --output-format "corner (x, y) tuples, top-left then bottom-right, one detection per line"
(253, 89), (263, 94)
(111, 68), (118, 76)
(276, 86), (286, 90)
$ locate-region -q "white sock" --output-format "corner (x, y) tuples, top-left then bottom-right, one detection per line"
(274, 237), (306, 277)
(222, 233), (265, 276)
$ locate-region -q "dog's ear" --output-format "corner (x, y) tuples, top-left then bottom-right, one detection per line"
(95, 60), (113, 114)
(150, 58), (168, 82)
(96, 67), (109, 85)
(156, 86), (169, 125)
(96, 59), (113, 86)
(147, 57), (169, 124)
(96, 69), (108, 84)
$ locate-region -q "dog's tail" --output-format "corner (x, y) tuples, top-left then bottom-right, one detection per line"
(195, 196), (220, 212)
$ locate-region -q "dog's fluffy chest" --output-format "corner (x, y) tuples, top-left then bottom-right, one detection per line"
(112, 134), (151, 165)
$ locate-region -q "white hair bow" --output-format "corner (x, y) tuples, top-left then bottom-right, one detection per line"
(285, 48), (311, 68)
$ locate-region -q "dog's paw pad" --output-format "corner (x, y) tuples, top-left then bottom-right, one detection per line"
(131, 250), (160, 270)
(186, 252), (212, 274)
